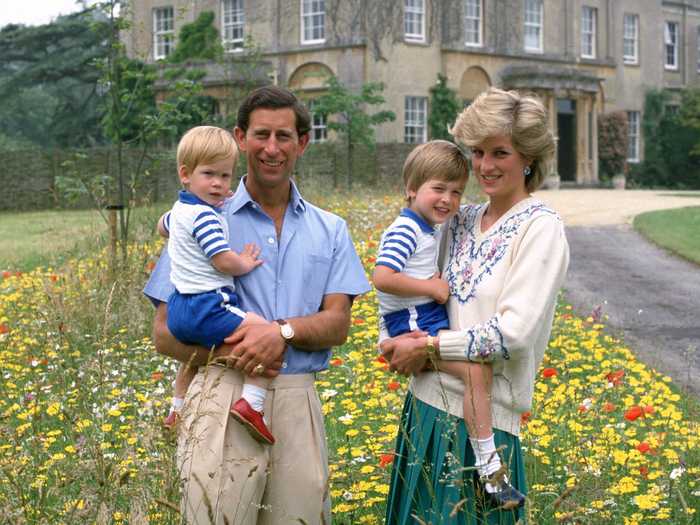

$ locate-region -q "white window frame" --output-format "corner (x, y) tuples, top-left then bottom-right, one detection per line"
(222, 0), (245, 52)
(404, 0), (426, 43)
(464, 0), (483, 47)
(581, 6), (596, 59)
(627, 111), (640, 163)
(524, 0), (543, 53)
(665, 21), (679, 70)
(301, 0), (325, 45)
(153, 6), (175, 60)
(404, 96), (427, 144)
(308, 100), (327, 144)
(623, 14), (639, 65)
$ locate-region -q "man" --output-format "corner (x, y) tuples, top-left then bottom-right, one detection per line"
(144, 86), (370, 524)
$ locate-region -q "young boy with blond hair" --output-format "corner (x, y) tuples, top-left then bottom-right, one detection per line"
(159, 125), (275, 444)
(373, 140), (523, 504)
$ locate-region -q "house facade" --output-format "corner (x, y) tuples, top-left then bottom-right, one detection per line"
(123, 0), (700, 184)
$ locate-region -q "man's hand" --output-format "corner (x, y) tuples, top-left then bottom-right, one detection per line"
(381, 331), (429, 376)
(224, 323), (287, 376)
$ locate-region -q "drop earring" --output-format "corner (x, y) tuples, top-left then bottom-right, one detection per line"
(523, 166), (532, 177)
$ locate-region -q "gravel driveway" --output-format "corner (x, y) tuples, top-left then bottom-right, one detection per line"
(534, 189), (700, 398)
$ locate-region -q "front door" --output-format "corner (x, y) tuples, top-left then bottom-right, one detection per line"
(557, 99), (577, 182)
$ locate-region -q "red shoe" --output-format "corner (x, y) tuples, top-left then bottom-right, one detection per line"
(230, 398), (275, 445)
(163, 410), (179, 430)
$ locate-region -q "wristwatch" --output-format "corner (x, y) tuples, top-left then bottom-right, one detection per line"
(276, 319), (295, 342)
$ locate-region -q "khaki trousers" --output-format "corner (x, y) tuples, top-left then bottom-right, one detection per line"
(177, 366), (331, 524)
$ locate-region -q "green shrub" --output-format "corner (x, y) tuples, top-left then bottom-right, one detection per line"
(598, 111), (628, 180)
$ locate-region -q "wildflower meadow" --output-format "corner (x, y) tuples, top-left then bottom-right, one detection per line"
(0, 194), (698, 524)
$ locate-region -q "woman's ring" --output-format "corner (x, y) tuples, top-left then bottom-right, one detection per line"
(253, 364), (265, 375)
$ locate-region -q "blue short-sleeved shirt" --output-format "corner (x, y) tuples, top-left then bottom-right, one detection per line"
(144, 176), (371, 374)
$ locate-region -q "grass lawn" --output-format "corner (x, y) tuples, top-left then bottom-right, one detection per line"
(0, 209), (104, 271)
(633, 206), (700, 265)
(0, 205), (170, 272)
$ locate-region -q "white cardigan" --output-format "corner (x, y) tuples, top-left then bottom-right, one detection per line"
(410, 197), (570, 436)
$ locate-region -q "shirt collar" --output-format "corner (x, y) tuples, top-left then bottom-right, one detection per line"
(178, 190), (223, 213)
(227, 176), (307, 215)
(400, 208), (435, 234)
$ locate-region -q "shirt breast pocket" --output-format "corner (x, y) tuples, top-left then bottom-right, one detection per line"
(303, 253), (332, 310)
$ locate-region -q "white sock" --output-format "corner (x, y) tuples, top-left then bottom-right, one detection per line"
(241, 384), (267, 412)
(470, 434), (503, 493)
(171, 397), (185, 412)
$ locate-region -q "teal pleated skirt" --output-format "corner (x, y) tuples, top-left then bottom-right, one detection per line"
(386, 392), (527, 525)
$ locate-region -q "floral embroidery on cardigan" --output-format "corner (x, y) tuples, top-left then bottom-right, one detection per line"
(465, 316), (508, 361)
(445, 202), (558, 304)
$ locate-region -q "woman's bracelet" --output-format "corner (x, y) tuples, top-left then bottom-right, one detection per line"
(426, 335), (439, 359)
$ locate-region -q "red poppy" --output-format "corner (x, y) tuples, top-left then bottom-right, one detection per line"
(606, 370), (625, 386)
(0, 324), (9, 335)
(330, 358), (343, 366)
(49, 274), (59, 282)
(520, 411), (531, 424)
(636, 442), (651, 454)
(624, 406), (644, 421)
(603, 402), (616, 413)
(542, 368), (557, 378)
(376, 356), (387, 364)
(379, 453), (394, 468)
(578, 404), (588, 413)
(639, 465), (649, 477)
(353, 318), (365, 325)
(643, 405), (654, 415)
(1, 271), (10, 279)
(146, 261), (156, 272)
(151, 372), (164, 381)
(387, 381), (401, 391)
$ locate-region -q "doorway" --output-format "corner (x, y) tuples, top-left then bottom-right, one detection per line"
(557, 99), (577, 182)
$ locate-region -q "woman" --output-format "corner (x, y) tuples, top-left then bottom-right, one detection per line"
(382, 87), (570, 525)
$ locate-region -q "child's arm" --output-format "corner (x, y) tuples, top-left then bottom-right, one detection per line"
(211, 243), (263, 276)
(156, 212), (171, 238)
(373, 266), (449, 304)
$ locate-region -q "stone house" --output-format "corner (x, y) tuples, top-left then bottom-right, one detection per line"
(122, 0), (700, 184)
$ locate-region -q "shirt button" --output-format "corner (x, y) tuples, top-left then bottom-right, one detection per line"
(267, 237), (275, 244)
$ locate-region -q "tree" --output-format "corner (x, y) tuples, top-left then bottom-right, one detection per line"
(312, 76), (395, 188)
(428, 74), (460, 141)
(0, 10), (110, 147)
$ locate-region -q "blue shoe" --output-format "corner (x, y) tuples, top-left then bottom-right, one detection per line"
(479, 476), (525, 510)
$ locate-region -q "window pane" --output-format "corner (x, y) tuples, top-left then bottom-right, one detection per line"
(404, 96), (427, 143)
(464, 0), (482, 45)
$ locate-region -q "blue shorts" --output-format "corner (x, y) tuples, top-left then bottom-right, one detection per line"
(167, 286), (246, 349)
(382, 301), (449, 338)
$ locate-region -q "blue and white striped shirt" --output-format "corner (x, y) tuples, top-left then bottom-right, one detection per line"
(376, 208), (442, 315)
(166, 191), (235, 294)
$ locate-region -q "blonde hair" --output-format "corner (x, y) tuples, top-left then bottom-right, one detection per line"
(403, 140), (469, 200)
(176, 126), (238, 174)
(450, 87), (555, 192)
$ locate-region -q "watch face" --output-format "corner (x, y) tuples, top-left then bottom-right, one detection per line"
(281, 323), (294, 339)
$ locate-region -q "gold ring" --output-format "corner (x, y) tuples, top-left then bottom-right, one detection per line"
(253, 364), (265, 375)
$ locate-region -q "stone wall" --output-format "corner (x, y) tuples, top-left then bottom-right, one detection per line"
(0, 143), (417, 211)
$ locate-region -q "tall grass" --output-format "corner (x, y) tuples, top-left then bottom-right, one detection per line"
(0, 193), (697, 523)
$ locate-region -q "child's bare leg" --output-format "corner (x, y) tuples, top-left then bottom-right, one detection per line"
(436, 360), (508, 493)
(165, 362), (197, 428)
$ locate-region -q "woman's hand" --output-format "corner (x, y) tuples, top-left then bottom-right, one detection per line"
(380, 331), (429, 376)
